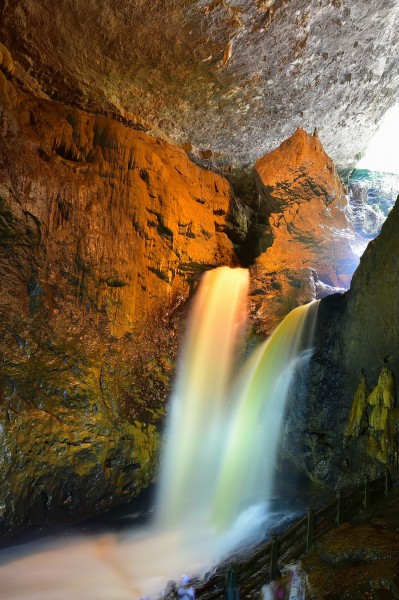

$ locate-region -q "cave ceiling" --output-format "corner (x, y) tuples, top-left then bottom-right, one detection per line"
(1, 0), (399, 170)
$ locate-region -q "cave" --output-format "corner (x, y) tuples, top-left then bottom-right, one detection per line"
(1, 1), (399, 599)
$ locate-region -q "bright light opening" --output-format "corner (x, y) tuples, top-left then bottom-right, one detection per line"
(356, 104), (399, 175)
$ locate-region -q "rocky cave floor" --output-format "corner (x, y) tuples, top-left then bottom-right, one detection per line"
(301, 488), (399, 599)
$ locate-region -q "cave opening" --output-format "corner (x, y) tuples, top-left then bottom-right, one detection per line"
(347, 103), (399, 253)
(356, 103), (399, 176)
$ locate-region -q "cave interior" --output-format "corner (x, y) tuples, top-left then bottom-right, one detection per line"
(1, 1), (399, 598)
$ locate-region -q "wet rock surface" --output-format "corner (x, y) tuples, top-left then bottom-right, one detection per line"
(0, 27), (397, 535)
(1, 1), (399, 169)
(0, 56), (370, 536)
(283, 193), (399, 487)
(0, 70), (238, 534)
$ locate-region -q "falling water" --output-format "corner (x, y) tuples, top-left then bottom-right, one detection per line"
(156, 266), (250, 528)
(157, 267), (318, 534)
(212, 301), (319, 529)
(0, 267), (319, 599)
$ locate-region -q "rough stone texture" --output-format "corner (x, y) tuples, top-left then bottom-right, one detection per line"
(340, 199), (399, 390)
(249, 128), (358, 335)
(344, 373), (367, 438)
(1, 1), (399, 170)
(0, 63), (367, 534)
(345, 365), (398, 468)
(283, 193), (399, 487)
(0, 70), (238, 534)
(0, 24), (396, 532)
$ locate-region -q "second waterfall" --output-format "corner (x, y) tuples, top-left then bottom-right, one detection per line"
(156, 266), (319, 539)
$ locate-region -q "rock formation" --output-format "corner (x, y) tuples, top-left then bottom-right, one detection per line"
(0, 26), (395, 533)
(249, 128), (359, 334)
(283, 193), (399, 486)
(1, 2), (399, 169)
(344, 372), (368, 438)
(303, 491), (399, 599)
(0, 69), (239, 533)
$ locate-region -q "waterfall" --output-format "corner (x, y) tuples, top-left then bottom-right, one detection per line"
(156, 266), (250, 529)
(0, 266), (319, 600)
(156, 266), (319, 535)
(212, 301), (318, 529)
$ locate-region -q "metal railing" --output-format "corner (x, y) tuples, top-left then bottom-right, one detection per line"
(195, 471), (392, 599)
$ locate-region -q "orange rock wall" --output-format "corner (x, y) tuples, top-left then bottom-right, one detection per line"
(0, 72), (364, 531)
(0, 71), (237, 531)
(251, 128), (359, 334)
(0, 72), (236, 338)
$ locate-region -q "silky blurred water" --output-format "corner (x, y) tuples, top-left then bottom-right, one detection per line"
(0, 267), (319, 599)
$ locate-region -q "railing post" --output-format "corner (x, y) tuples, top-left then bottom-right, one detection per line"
(270, 535), (279, 580)
(306, 506), (314, 551)
(363, 476), (371, 510)
(385, 469), (392, 495)
(336, 489), (344, 525)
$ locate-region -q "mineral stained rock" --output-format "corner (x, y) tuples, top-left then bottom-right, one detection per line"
(345, 364), (398, 467)
(249, 128), (359, 334)
(283, 193), (399, 486)
(0, 70), (238, 534)
(0, 54), (364, 533)
(1, 1), (399, 169)
(345, 373), (367, 438)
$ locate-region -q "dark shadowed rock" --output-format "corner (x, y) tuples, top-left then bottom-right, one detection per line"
(283, 194), (399, 487)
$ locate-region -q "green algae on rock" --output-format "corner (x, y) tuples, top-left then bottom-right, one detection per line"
(345, 372), (368, 439)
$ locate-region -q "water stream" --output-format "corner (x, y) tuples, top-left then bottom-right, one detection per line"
(0, 267), (319, 599)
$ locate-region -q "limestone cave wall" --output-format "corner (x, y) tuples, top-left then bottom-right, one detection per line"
(249, 127), (359, 335)
(0, 69), (239, 533)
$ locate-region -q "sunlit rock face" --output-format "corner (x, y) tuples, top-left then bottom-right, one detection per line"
(283, 194), (399, 486)
(0, 71), (238, 533)
(1, 1), (399, 170)
(249, 128), (358, 335)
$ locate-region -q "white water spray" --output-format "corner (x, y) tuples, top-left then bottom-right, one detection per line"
(0, 267), (318, 599)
